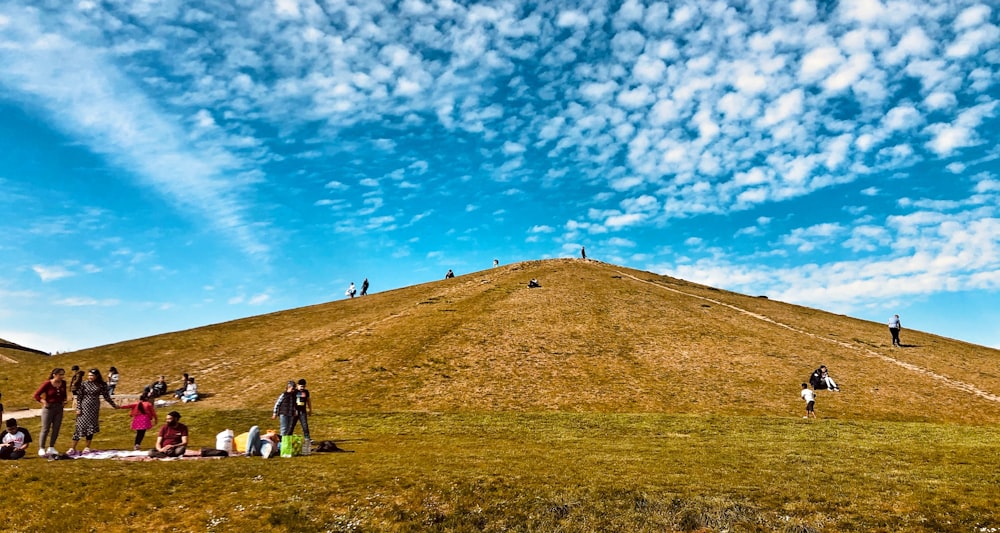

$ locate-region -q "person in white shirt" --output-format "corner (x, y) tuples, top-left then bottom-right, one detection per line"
(1, 418), (33, 460)
(800, 383), (816, 419)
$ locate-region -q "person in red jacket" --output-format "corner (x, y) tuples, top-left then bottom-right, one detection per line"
(33, 368), (68, 457)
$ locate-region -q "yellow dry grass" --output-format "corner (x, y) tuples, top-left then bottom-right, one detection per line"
(3, 259), (998, 425)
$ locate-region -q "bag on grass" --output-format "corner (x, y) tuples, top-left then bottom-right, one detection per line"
(201, 448), (229, 457)
(280, 434), (303, 457)
(216, 429), (234, 453)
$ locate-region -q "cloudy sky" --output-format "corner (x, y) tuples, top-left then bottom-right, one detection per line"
(1, 0), (998, 353)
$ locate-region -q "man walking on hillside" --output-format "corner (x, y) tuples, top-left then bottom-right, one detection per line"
(888, 314), (902, 347)
(361, 278), (369, 296)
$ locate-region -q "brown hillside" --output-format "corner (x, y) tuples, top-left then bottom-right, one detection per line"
(6, 259), (999, 423)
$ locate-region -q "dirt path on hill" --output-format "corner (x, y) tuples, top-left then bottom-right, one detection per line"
(618, 270), (1000, 404)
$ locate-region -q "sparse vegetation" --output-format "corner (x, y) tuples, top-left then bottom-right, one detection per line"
(3, 259), (999, 532)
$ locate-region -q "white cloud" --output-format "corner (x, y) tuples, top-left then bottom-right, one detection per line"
(33, 265), (74, 282)
(54, 297), (119, 307)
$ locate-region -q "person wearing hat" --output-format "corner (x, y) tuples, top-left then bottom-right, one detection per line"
(150, 411), (188, 458)
(272, 381), (298, 437)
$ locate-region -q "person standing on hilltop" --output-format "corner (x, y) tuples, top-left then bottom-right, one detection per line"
(888, 314), (902, 347)
(346, 282), (357, 298)
(581, 246), (586, 260)
(33, 367), (68, 456)
(361, 278), (369, 296)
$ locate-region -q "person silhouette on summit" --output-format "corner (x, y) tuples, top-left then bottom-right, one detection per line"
(361, 278), (369, 296)
(581, 246), (586, 260)
(445, 269), (455, 279)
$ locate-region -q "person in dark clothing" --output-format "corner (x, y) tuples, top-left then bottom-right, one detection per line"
(888, 314), (902, 347)
(272, 381), (298, 437)
(361, 278), (369, 296)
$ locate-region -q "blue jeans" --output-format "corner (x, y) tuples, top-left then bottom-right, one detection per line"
(278, 415), (295, 437)
(245, 426), (262, 456)
(290, 411), (310, 440)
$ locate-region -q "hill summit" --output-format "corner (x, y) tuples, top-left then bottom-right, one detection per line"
(20, 259), (1000, 424)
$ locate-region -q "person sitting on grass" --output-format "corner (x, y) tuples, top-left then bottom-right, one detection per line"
(180, 378), (199, 403)
(150, 376), (168, 398)
(1, 418), (32, 460)
(149, 411), (188, 458)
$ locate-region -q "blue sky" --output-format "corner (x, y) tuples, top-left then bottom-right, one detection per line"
(1, 0), (998, 353)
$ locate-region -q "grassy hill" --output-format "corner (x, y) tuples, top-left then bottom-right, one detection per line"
(5, 259), (1000, 532)
(7, 258), (999, 422)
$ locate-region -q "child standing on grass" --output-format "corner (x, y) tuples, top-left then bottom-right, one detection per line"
(290, 379), (313, 442)
(120, 391), (158, 450)
(801, 383), (816, 419)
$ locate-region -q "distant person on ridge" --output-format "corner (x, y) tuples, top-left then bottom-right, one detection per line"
(346, 282), (357, 298)
(888, 314), (902, 347)
(493, 259), (499, 268)
(445, 269), (455, 279)
(361, 278), (369, 296)
(800, 383), (816, 419)
(581, 246), (586, 260)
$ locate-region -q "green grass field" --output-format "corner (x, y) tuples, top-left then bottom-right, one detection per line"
(6, 408), (1000, 532)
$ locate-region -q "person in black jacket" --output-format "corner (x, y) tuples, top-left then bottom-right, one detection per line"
(272, 381), (297, 437)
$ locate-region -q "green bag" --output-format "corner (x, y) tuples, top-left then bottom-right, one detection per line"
(280, 435), (303, 457)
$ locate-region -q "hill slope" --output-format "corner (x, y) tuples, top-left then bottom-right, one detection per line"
(8, 259), (1000, 423)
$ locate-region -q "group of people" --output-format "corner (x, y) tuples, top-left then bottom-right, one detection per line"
(33, 366), (118, 457)
(346, 278), (370, 298)
(800, 365), (839, 419)
(9, 366), (312, 460)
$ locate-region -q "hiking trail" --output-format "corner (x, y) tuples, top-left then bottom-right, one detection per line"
(617, 270), (1000, 404)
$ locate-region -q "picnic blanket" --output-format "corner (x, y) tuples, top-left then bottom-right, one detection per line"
(62, 449), (225, 461)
